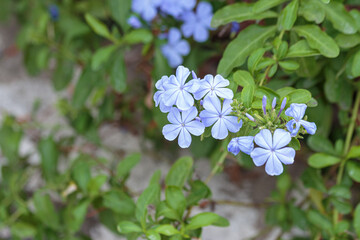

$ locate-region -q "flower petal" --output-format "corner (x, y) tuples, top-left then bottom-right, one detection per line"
(162, 124), (181, 141)
(193, 24), (209, 42)
(228, 138), (241, 155)
(178, 128), (192, 148)
(275, 147), (295, 165)
(159, 101), (172, 113)
(168, 28), (182, 45)
(286, 119), (301, 137)
(223, 116), (242, 133)
(250, 147), (270, 166)
(272, 129), (291, 149)
(237, 136), (254, 155)
(265, 153), (284, 176)
(176, 65), (190, 86)
(214, 88), (234, 100)
(199, 110), (218, 127)
(167, 107), (182, 124)
(254, 129), (272, 150)
(300, 120), (317, 135)
(213, 75), (229, 88)
(185, 120), (205, 136)
(176, 90), (194, 111)
(175, 40), (190, 56)
(181, 106), (198, 123)
(163, 88), (180, 107)
(211, 119), (228, 139)
(285, 103), (307, 120)
(221, 99), (234, 115)
(203, 95), (222, 114)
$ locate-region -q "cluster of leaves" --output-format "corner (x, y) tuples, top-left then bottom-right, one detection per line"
(0, 115), (225, 239)
(211, 0), (360, 238)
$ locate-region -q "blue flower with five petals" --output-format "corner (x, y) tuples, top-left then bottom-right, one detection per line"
(162, 107), (205, 148)
(194, 74), (234, 100)
(250, 129), (295, 176)
(161, 28), (190, 68)
(228, 136), (254, 155)
(132, 0), (162, 22)
(181, 1), (213, 42)
(199, 96), (242, 139)
(162, 65), (198, 111)
(285, 103), (317, 137)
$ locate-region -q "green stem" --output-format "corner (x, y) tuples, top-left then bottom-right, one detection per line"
(259, 65), (271, 86)
(205, 150), (228, 184)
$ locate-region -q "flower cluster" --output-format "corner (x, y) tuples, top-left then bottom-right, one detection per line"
(154, 66), (317, 176)
(128, 1), (213, 67)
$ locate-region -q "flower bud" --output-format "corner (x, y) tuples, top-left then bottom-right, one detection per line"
(262, 95), (267, 115)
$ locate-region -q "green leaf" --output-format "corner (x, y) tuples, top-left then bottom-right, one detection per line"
(286, 89), (312, 104)
(0, 117), (22, 163)
(165, 156), (193, 187)
(307, 135), (336, 155)
(110, 50), (127, 93)
(308, 153), (341, 168)
(116, 153), (141, 179)
(103, 190), (135, 215)
(124, 29), (153, 44)
(248, 48), (266, 75)
(296, 57), (321, 78)
(187, 212), (229, 230)
(165, 186), (186, 218)
(136, 183), (161, 227)
(307, 210), (333, 234)
(286, 40), (320, 58)
(241, 85), (255, 108)
(11, 222), (37, 238)
(108, 0), (131, 31)
(52, 59), (74, 91)
(329, 185), (351, 199)
(91, 45), (117, 71)
(301, 168), (327, 192)
(186, 180), (211, 206)
(233, 70), (255, 87)
(71, 156), (91, 192)
(253, 0), (288, 13)
(331, 198), (351, 214)
(38, 136), (59, 181)
(313, 1), (357, 34)
(33, 192), (60, 230)
(279, 60), (299, 71)
(217, 25), (276, 76)
(88, 174), (107, 197)
(352, 50), (360, 77)
(211, 3), (277, 28)
(299, 0), (325, 24)
(335, 220), (350, 234)
(346, 161), (360, 182)
(276, 41), (288, 60)
(64, 200), (90, 233)
(157, 201), (180, 220)
(85, 13), (114, 40)
(278, 0), (299, 30)
(72, 67), (99, 108)
(155, 224), (180, 236)
(117, 221), (143, 234)
(354, 203), (360, 237)
(293, 25), (339, 58)
(335, 33), (360, 49)
(288, 138), (300, 150)
(347, 146), (360, 159)
(146, 230), (161, 240)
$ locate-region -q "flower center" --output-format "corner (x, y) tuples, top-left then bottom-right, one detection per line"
(181, 123), (185, 127)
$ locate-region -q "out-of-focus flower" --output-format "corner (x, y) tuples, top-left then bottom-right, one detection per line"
(285, 103), (317, 136)
(49, 4), (59, 21)
(200, 96), (242, 139)
(250, 129), (295, 176)
(181, 1), (213, 42)
(231, 22), (240, 34)
(127, 15), (142, 28)
(228, 136), (254, 155)
(162, 107), (205, 148)
(153, 76), (172, 113)
(160, 0), (196, 18)
(132, 0), (161, 22)
(162, 65), (198, 111)
(194, 74), (234, 100)
(161, 28), (190, 68)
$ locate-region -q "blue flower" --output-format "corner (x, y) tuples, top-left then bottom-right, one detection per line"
(161, 28), (190, 68)
(160, 0), (196, 18)
(154, 76), (172, 113)
(162, 65), (198, 111)
(250, 129), (295, 176)
(127, 15), (142, 28)
(194, 74), (234, 100)
(262, 95), (267, 115)
(49, 5), (59, 21)
(228, 136), (254, 155)
(181, 1), (213, 42)
(162, 107), (205, 148)
(285, 103), (317, 137)
(231, 22), (240, 34)
(199, 96), (242, 139)
(132, 0), (161, 22)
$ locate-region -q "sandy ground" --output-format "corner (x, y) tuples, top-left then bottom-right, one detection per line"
(0, 20), (290, 240)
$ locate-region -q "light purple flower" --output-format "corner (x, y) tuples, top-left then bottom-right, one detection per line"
(250, 129), (295, 176)
(246, 113), (255, 122)
(194, 74), (234, 100)
(271, 97), (277, 110)
(162, 107), (205, 148)
(262, 95), (267, 115)
(132, 0), (161, 21)
(161, 28), (190, 68)
(285, 103), (317, 137)
(162, 65), (198, 111)
(181, 1), (213, 42)
(199, 96), (242, 140)
(160, 0), (196, 18)
(228, 136), (254, 155)
(154, 76), (172, 113)
(127, 15), (142, 28)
